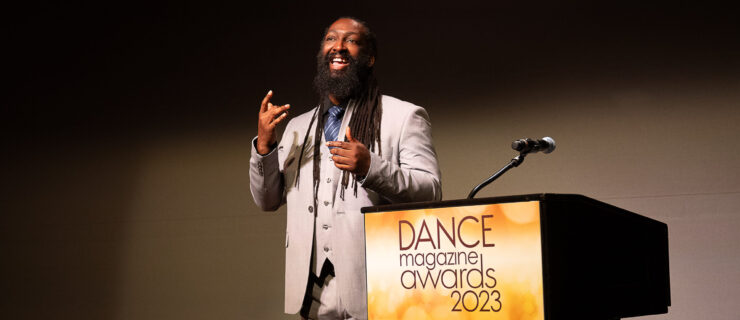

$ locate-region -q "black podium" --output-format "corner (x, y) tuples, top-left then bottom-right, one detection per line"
(362, 194), (670, 320)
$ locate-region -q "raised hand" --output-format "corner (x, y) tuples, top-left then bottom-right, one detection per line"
(327, 127), (371, 176)
(257, 90), (290, 155)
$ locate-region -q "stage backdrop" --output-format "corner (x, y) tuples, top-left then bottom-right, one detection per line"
(3, 1), (739, 320)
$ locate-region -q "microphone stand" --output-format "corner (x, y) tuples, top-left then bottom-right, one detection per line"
(467, 152), (528, 199)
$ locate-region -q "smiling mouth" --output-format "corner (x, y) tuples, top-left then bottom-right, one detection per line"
(329, 55), (349, 70)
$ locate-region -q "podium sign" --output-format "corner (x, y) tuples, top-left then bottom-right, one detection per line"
(364, 194), (671, 320)
(364, 201), (545, 320)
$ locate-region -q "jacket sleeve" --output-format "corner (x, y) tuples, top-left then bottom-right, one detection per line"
(360, 106), (442, 203)
(249, 136), (285, 211)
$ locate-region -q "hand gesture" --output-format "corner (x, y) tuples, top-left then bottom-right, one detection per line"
(257, 90), (290, 154)
(327, 127), (371, 176)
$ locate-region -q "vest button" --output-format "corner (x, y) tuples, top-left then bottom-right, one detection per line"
(308, 206), (314, 213)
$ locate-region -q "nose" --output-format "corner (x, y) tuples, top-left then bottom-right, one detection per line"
(330, 39), (346, 52)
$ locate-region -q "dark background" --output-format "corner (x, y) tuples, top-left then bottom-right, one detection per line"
(7, 1), (737, 135)
(3, 1), (739, 319)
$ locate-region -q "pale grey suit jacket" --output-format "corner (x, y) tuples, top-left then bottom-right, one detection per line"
(249, 95), (441, 318)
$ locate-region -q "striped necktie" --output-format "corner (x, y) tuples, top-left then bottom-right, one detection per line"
(324, 106), (345, 148)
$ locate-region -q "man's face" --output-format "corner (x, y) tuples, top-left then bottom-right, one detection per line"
(320, 18), (374, 75)
(314, 18), (375, 102)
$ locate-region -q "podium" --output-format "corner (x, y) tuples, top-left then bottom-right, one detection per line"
(362, 194), (670, 320)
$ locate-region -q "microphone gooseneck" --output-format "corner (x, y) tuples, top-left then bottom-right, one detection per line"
(467, 137), (556, 199)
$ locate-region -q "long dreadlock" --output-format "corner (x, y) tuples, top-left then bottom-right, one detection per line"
(294, 17), (383, 208)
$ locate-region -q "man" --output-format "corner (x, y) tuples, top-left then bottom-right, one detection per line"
(250, 17), (441, 319)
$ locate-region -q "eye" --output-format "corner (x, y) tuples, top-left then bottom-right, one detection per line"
(346, 39), (357, 44)
(325, 36), (336, 42)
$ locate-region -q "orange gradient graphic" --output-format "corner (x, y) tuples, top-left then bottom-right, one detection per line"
(364, 201), (544, 320)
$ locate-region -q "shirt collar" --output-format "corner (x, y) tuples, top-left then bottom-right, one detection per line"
(321, 97), (349, 115)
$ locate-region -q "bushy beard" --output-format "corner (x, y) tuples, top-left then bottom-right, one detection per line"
(313, 50), (372, 102)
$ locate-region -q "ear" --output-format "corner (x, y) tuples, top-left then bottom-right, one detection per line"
(368, 56), (375, 67)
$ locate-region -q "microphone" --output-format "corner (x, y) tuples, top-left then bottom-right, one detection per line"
(511, 137), (556, 154)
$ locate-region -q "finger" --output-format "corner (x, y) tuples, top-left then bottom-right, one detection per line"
(269, 104), (290, 121)
(332, 155), (353, 166)
(326, 141), (347, 148)
(345, 127), (356, 142)
(271, 112), (288, 126)
(268, 102), (274, 109)
(260, 90), (273, 112)
(330, 148), (352, 157)
(273, 104), (290, 114)
(326, 141), (352, 150)
(334, 162), (353, 171)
